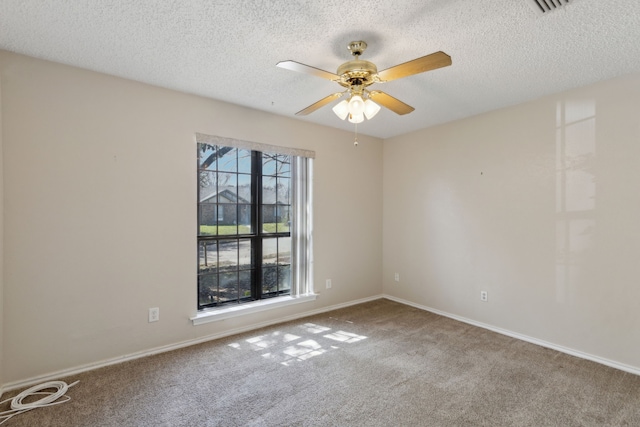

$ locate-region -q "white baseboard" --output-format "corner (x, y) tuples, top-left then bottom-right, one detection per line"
(6, 292), (637, 393)
(2, 294), (384, 393)
(382, 294), (640, 377)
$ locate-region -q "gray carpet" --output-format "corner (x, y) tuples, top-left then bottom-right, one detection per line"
(3, 299), (640, 426)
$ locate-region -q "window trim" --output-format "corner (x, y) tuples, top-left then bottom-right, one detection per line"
(190, 293), (317, 325)
(195, 133), (316, 159)
(194, 133), (315, 318)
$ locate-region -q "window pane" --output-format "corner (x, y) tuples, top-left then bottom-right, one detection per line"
(238, 204), (252, 234)
(237, 173), (252, 203)
(262, 176), (276, 204)
(278, 155), (291, 177)
(219, 272), (238, 303)
(276, 178), (290, 205)
(219, 240), (238, 268)
(262, 266), (278, 295)
(199, 205), (218, 236)
(262, 153), (277, 176)
(239, 270), (253, 300)
(278, 265), (291, 292)
(219, 207), (237, 235)
(238, 239), (253, 270)
(199, 241), (218, 270)
(198, 274), (218, 306)
(261, 205), (279, 233)
(199, 171), (217, 202)
(276, 206), (291, 232)
(263, 238), (277, 265)
(238, 149), (252, 174)
(198, 145), (219, 171)
(278, 237), (291, 264)
(217, 173), (237, 203)
(218, 147), (238, 172)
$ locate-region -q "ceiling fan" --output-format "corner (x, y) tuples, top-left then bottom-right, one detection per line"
(276, 41), (452, 123)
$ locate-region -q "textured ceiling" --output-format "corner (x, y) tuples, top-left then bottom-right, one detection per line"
(1, 0), (640, 139)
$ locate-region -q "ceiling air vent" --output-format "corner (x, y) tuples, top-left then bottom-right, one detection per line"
(526, 0), (574, 15)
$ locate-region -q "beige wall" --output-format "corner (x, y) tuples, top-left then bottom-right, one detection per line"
(0, 50), (383, 385)
(383, 73), (640, 369)
(0, 61), (4, 392)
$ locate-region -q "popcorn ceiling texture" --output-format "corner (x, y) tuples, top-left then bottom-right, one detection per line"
(1, 0), (639, 138)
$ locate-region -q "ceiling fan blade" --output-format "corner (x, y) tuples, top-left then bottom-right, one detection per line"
(277, 60), (339, 81)
(368, 91), (415, 115)
(295, 92), (344, 116)
(377, 51), (451, 82)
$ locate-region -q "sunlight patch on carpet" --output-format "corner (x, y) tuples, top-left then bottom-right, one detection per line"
(323, 331), (367, 343)
(228, 323), (367, 366)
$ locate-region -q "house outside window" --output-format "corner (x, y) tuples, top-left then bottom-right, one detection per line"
(196, 134), (314, 311)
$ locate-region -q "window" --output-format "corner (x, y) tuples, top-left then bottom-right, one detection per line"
(196, 134), (314, 311)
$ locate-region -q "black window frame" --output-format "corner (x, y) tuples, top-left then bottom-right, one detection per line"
(197, 146), (292, 310)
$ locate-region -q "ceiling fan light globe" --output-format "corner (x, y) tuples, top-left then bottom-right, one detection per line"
(348, 113), (364, 124)
(332, 100), (349, 120)
(348, 95), (365, 116)
(364, 99), (381, 119)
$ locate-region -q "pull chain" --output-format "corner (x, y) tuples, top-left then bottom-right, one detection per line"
(354, 123), (359, 147)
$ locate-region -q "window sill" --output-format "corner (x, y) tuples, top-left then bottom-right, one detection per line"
(190, 294), (317, 326)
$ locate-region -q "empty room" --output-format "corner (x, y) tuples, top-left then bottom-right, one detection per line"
(1, 1), (640, 425)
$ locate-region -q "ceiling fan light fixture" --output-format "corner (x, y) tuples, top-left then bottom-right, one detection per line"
(363, 99), (381, 120)
(348, 95), (365, 116)
(332, 100), (349, 120)
(348, 112), (364, 124)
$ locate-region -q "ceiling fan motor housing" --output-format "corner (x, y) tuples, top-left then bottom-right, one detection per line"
(337, 60), (378, 88)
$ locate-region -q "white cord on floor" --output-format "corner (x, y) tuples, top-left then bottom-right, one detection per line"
(0, 380), (79, 425)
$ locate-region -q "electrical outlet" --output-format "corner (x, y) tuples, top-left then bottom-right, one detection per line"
(480, 291), (488, 302)
(394, 273), (400, 282)
(326, 279), (332, 289)
(149, 307), (160, 322)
